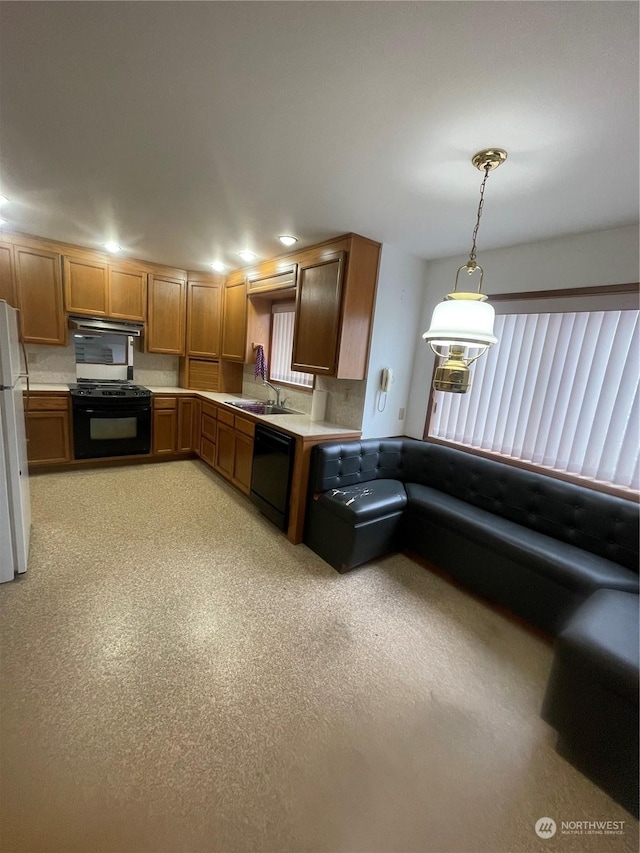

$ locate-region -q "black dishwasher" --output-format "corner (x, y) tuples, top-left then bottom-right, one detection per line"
(250, 425), (296, 530)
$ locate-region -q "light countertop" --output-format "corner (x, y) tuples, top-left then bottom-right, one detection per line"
(25, 383), (361, 440)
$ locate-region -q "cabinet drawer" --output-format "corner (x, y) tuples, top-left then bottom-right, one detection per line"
(217, 408), (234, 427)
(153, 396), (177, 410)
(201, 401), (218, 420)
(235, 416), (255, 438)
(200, 436), (215, 467)
(26, 395), (68, 411)
(201, 413), (217, 444)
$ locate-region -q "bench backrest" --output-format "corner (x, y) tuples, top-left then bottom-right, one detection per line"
(310, 439), (639, 572)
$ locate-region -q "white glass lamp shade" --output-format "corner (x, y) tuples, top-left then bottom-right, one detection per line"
(422, 298), (497, 348)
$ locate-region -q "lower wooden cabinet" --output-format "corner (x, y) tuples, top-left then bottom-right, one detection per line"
(25, 394), (72, 465)
(177, 397), (199, 452)
(213, 414), (254, 494)
(153, 396), (199, 455)
(233, 432), (254, 493)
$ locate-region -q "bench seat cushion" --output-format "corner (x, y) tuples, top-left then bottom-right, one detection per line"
(316, 479), (407, 524)
(405, 484), (639, 596)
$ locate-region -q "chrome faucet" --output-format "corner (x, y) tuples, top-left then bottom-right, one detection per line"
(263, 380), (283, 407)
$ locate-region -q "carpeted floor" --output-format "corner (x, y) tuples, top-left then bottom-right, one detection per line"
(0, 460), (636, 853)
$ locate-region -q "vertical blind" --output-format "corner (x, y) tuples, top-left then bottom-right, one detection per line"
(428, 309), (639, 491)
(270, 306), (314, 388)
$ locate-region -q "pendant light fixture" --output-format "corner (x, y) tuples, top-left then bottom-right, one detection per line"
(423, 148), (507, 394)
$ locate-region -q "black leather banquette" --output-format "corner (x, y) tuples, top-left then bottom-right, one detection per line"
(305, 439), (639, 636)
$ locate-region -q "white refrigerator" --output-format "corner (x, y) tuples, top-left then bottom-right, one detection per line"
(0, 300), (31, 582)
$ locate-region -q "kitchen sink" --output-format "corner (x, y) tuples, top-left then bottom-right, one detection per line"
(227, 401), (299, 415)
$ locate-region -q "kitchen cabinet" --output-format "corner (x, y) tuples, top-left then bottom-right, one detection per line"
(152, 395), (199, 454)
(177, 397), (198, 452)
(220, 272), (247, 362)
(247, 264), (296, 295)
(0, 241), (16, 307)
(147, 273), (186, 355)
(213, 409), (254, 494)
(64, 256), (108, 316)
(14, 245), (67, 346)
(178, 358), (220, 392)
(187, 276), (222, 358)
(64, 256), (147, 321)
(25, 394), (72, 465)
(108, 267), (147, 321)
(199, 401), (217, 466)
(152, 397), (178, 455)
(238, 233), (381, 380)
(292, 252), (345, 375)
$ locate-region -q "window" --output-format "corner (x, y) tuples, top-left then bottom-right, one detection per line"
(269, 303), (313, 389)
(425, 285), (639, 494)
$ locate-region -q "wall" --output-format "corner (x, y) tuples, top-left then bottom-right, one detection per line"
(404, 224), (640, 439)
(25, 339), (179, 386)
(360, 244), (428, 438)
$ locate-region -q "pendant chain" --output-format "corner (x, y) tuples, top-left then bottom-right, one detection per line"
(467, 165), (491, 265)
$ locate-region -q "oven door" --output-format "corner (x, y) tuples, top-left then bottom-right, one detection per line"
(72, 403), (151, 459)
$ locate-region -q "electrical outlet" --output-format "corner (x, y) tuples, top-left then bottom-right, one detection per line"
(399, 407), (405, 420)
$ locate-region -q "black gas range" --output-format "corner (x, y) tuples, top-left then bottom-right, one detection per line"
(69, 382), (152, 459)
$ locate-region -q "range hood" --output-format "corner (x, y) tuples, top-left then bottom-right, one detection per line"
(68, 316), (144, 336)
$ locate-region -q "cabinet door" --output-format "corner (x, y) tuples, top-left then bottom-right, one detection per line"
(187, 281), (221, 358)
(201, 402), (217, 444)
(15, 246), (66, 345)
(147, 275), (186, 355)
(0, 241), (16, 306)
(64, 256), (108, 316)
(108, 268), (147, 321)
(177, 397), (197, 452)
(152, 407), (178, 454)
(292, 252), (344, 375)
(215, 421), (236, 479)
(221, 281), (247, 362)
(26, 411), (71, 464)
(233, 432), (254, 494)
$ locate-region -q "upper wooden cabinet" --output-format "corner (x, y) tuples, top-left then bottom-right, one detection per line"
(186, 275), (222, 358)
(147, 273), (186, 355)
(64, 256), (147, 322)
(64, 256), (108, 316)
(14, 245), (67, 346)
(220, 272), (247, 362)
(247, 264), (296, 295)
(0, 241), (17, 307)
(292, 252), (344, 375)
(107, 267), (147, 321)
(233, 233), (381, 380)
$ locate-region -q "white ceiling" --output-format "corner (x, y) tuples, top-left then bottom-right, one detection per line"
(0, 2), (638, 272)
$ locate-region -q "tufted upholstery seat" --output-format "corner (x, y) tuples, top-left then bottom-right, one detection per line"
(305, 439), (639, 635)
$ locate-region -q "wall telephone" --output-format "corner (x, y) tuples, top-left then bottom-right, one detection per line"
(380, 367), (393, 392)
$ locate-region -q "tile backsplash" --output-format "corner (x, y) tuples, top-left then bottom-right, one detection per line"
(25, 339), (179, 386)
(25, 342), (363, 429)
(242, 365), (365, 429)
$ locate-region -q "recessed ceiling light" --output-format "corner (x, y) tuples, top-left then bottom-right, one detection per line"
(103, 242), (122, 253)
(0, 196), (9, 207)
(238, 249), (257, 263)
(210, 261), (226, 272)
(279, 235), (298, 247)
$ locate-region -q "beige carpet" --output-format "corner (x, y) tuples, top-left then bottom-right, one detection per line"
(0, 460), (636, 853)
